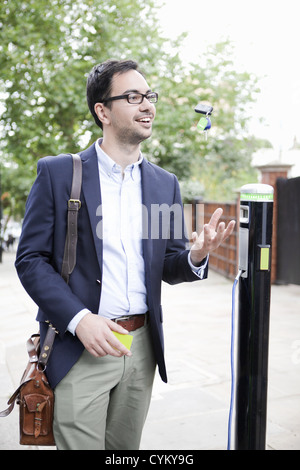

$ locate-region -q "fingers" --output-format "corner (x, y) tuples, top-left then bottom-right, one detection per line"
(209, 218), (235, 246)
(91, 328), (132, 358)
(208, 208), (223, 230)
(207, 209), (235, 239)
(192, 213), (235, 249)
(209, 222), (225, 247)
(191, 231), (198, 243)
(223, 219), (236, 238)
(190, 209), (235, 265)
(87, 333), (132, 358)
(75, 314), (132, 358)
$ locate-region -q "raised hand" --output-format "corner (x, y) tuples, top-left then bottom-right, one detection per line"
(190, 208), (235, 266)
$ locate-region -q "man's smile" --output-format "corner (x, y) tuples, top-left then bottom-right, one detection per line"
(135, 115), (153, 127)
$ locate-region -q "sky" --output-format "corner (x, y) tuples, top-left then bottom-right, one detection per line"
(156, 0), (300, 154)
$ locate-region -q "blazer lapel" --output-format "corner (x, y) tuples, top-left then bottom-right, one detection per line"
(80, 143), (103, 271)
(141, 158), (160, 269)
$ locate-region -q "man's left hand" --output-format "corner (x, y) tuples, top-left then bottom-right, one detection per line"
(190, 208), (236, 266)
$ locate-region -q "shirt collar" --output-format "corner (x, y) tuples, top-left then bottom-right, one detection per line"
(95, 138), (143, 181)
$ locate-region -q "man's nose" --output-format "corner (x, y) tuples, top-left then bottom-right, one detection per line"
(139, 97), (155, 113)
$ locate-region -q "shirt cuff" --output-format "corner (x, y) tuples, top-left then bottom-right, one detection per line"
(67, 308), (91, 335)
(188, 253), (209, 279)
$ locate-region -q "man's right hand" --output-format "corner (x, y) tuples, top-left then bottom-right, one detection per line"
(75, 313), (132, 358)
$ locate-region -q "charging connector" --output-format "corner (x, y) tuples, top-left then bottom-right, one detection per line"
(227, 269), (243, 450)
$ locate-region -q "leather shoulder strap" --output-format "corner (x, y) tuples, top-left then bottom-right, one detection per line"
(70, 153), (82, 202)
(61, 154), (82, 283)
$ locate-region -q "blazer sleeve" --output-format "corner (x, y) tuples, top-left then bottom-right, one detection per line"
(15, 157), (87, 336)
(162, 174), (208, 284)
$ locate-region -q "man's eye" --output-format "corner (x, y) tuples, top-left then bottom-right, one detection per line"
(129, 94), (140, 101)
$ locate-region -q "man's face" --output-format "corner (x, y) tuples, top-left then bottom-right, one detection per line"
(103, 69), (156, 145)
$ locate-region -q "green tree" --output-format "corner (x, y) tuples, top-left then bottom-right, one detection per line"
(0, 0), (173, 216)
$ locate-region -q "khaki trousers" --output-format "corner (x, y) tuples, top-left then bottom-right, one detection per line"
(53, 322), (156, 450)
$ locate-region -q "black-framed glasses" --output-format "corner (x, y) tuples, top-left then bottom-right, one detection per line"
(102, 91), (158, 105)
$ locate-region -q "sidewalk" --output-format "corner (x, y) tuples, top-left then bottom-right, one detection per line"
(0, 251), (299, 450)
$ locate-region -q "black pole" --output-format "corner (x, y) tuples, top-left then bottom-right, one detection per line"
(234, 184), (273, 450)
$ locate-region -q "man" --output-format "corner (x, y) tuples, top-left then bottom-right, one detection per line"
(15, 59), (235, 450)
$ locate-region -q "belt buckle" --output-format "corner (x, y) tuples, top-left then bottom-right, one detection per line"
(115, 315), (131, 324)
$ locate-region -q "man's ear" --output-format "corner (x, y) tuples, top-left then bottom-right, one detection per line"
(94, 102), (110, 126)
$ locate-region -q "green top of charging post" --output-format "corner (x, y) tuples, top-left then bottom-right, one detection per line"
(240, 183), (274, 202)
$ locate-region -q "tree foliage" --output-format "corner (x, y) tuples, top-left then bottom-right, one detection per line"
(0, 0), (266, 222)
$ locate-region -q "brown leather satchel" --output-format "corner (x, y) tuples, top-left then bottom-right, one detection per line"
(0, 330), (57, 446)
(0, 153), (82, 446)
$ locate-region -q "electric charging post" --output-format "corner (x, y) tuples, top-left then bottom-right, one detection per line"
(234, 183), (274, 450)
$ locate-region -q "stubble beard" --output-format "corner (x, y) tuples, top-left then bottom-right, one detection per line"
(118, 126), (152, 147)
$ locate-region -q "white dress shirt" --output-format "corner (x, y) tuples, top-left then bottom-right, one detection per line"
(95, 139), (148, 319)
(67, 139), (208, 335)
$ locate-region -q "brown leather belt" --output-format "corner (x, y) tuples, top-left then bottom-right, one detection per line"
(113, 313), (148, 332)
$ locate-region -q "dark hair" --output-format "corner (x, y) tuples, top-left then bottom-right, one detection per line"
(86, 59), (143, 129)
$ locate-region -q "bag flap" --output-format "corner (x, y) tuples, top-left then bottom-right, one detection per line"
(23, 394), (48, 413)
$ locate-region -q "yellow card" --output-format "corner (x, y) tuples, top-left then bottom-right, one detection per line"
(112, 332), (133, 350)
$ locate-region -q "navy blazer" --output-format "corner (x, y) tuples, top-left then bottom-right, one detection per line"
(15, 142), (207, 388)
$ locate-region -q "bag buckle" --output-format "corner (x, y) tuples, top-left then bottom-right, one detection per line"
(68, 199), (81, 210)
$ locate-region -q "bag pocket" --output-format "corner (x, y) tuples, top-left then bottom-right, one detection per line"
(20, 393), (52, 437)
